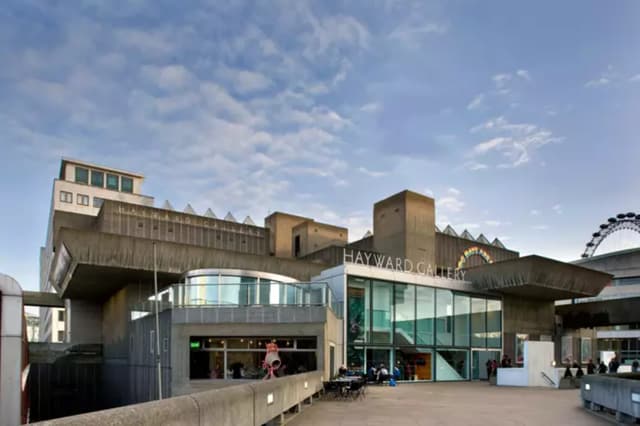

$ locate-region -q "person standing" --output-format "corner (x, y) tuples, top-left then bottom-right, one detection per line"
(608, 354), (620, 373)
(586, 358), (596, 375)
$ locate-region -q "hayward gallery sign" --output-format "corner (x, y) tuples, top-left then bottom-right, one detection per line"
(343, 248), (467, 282)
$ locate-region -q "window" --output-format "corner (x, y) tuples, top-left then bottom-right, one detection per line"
(394, 284), (415, 345)
(58, 311), (65, 322)
(371, 280), (392, 344)
(59, 191), (73, 203)
(75, 167), (88, 184)
(93, 197), (104, 208)
(454, 295), (470, 346)
(416, 286), (435, 345)
(121, 176), (133, 193)
(294, 235), (301, 257)
(106, 173), (119, 190)
(57, 330), (64, 342)
(471, 298), (487, 347)
(77, 194), (89, 206)
(436, 289), (453, 346)
(91, 170), (104, 187)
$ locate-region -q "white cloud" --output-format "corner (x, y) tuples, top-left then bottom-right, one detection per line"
(360, 102), (382, 113)
(484, 220), (501, 227)
(516, 69), (531, 81)
(357, 166), (387, 177)
(424, 188), (434, 197)
(455, 223), (480, 230)
(141, 65), (194, 90)
(585, 77), (610, 88)
(532, 225), (548, 230)
(552, 204), (563, 214)
(464, 161), (488, 171)
(388, 22), (448, 48)
(467, 93), (484, 110)
(630, 74), (640, 82)
(530, 209), (540, 216)
(493, 73), (512, 89)
(438, 196), (465, 213)
(448, 187), (461, 196)
(469, 116), (562, 168)
(217, 66), (273, 94)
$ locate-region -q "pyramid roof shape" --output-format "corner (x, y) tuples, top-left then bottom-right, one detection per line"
(161, 200), (174, 210)
(243, 216), (256, 226)
(183, 204), (196, 215)
(363, 230), (373, 238)
(442, 225), (458, 237)
(476, 233), (490, 244)
(460, 229), (475, 241)
(492, 238), (506, 249)
(224, 212), (237, 222)
(435, 225), (441, 233)
(204, 208), (217, 219)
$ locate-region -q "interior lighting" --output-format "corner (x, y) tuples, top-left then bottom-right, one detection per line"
(584, 384), (591, 391)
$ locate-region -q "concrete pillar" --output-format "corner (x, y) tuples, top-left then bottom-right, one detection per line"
(0, 273), (23, 426)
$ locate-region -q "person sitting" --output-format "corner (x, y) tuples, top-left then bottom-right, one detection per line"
(368, 365), (377, 383)
(598, 361), (607, 374)
(376, 364), (389, 384)
(586, 358), (596, 375)
(575, 364), (584, 378)
(338, 365), (347, 377)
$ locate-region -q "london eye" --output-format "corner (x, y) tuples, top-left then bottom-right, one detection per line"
(581, 212), (640, 258)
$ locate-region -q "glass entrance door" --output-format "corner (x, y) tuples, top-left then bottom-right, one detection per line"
(366, 348), (391, 374)
(472, 350), (500, 380)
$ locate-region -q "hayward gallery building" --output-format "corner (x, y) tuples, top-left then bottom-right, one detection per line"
(41, 159), (611, 407)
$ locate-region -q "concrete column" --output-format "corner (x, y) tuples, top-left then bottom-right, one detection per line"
(0, 273), (23, 426)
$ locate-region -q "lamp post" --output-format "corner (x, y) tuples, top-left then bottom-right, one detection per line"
(153, 241), (163, 400)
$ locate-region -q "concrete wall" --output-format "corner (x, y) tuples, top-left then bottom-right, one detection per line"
(292, 221), (348, 258)
(66, 300), (101, 344)
(0, 273), (23, 426)
(435, 233), (519, 269)
(373, 190), (436, 267)
(97, 201), (268, 256)
(264, 212), (310, 258)
(502, 295), (555, 360)
(31, 371), (324, 426)
(53, 179), (153, 217)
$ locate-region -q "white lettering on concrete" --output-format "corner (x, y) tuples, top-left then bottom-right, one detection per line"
(342, 248), (466, 282)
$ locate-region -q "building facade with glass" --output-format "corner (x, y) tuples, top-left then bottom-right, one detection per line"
(314, 262), (504, 381)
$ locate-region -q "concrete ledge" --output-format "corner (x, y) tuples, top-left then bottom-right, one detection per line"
(582, 373), (640, 422)
(31, 372), (323, 426)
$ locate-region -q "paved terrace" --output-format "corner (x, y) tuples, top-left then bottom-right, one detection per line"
(290, 382), (609, 426)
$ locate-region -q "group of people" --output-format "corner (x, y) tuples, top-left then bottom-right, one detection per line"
(563, 353), (640, 378)
(485, 354), (513, 378)
(366, 363), (393, 384)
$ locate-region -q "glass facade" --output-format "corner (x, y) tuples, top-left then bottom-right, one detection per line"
(121, 176), (133, 193)
(175, 270), (335, 309)
(189, 336), (317, 380)
(347, 275), (502, 381)
(91, 170), (104, 187)
(75, 167), (88, 184)
(106, 173), (119, 190)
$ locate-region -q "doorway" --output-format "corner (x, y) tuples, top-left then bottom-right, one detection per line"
(471, 350), (501, 380)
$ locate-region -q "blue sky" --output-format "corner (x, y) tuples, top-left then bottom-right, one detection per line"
(1, 0), (640, 291)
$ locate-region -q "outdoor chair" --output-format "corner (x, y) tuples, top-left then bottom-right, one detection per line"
(345, 380), (365, 400)
(322, 381), (341, 400)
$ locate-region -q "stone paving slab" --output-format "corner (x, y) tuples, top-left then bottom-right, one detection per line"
(290, 382), (609, 425)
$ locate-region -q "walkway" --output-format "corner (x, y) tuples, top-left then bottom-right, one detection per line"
(290, 382), (609, 425)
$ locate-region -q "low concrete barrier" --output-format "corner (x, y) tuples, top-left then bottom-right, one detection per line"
(31, 371), (323, 426)
(581, 373), (640, 423)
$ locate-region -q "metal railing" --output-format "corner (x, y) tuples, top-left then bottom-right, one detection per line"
(131, 282), (343, 320)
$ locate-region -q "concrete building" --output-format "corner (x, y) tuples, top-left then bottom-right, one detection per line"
(556, 247), (640, 365)
(39, 158), (154, 342)
(35, 159), (613, 415)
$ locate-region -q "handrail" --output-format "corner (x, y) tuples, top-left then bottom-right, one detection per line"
(540, 371), (556, 387)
